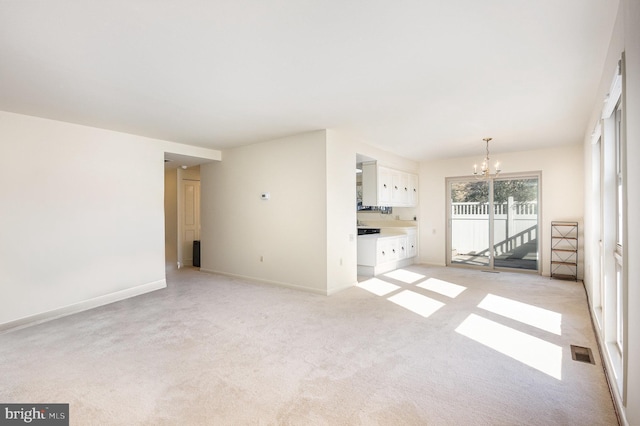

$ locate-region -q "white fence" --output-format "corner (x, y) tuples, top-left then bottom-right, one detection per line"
(451, 198), (537, 256)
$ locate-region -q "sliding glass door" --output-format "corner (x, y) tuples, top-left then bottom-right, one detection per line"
(448, 174), (540, 272)
(450, 180), (491, 267)
(492, 177), (539, 270)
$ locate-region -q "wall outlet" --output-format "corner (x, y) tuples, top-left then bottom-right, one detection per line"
(260, 256), (264, 262)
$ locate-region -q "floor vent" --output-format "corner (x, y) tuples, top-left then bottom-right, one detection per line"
(571, 345), (595, 364)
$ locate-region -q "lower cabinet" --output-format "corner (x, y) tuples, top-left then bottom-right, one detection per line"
(376, 236), (401, 264)
(406, 233), (417, 259)
(358, 232), (417, 276)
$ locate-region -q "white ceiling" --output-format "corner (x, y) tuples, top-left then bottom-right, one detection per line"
(0, 0), (619, 161)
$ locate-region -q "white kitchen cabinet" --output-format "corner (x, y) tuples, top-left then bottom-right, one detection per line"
(361, 162), (418, 207)
(391, 170), (409, 205)
(377, 236), (402, 264)
(406, 233), (417, 258)
(408, 173), (418, 206)
(362, 162), (391, 206)
(357, 229), (417, 276)
(378, 166), (393, 205)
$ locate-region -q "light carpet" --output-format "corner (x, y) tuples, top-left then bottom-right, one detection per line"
(0, 265), (617, 425)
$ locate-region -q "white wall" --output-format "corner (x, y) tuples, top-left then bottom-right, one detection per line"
(198, 129), (417, 295)
(622, 1), (640, 421)
(327, 130), (419, 291)
(418, 144), (584, 278)
(325, 131), (358, 294)
(164, 168), (178, 269)
(0, 111), (221, 330)
(354, 140), (419, 173)
(582, 0), (640, 423)
(199, 131), (329, 293)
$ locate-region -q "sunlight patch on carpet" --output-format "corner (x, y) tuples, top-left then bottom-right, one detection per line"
(388, 290), (445, 318)
(383, 269), (426, 284)
(455, 314), (562, 380)
(417, 278), (466, 298)
(357, 278), (401, 296)
(478, 294), (562, 335)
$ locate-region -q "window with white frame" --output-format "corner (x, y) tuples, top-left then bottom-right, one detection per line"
(614, 100), (624, 353)
(598, 57), (625, 393)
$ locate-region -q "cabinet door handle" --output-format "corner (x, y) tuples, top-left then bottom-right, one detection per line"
(394, 185), (398, 190)
(383, 184), (387, 188)
(381, 251), (385, 256)
(405, 187), (408, 191)
(392, 249), (396, 253)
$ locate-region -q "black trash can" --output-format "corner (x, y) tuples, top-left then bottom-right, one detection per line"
(193, 240), (201, 267)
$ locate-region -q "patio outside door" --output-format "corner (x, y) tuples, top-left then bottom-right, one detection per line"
(448, 174), (540, 272)
(449, 179), (491, 267)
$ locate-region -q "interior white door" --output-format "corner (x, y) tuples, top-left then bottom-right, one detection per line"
(181, 180), (200, 266)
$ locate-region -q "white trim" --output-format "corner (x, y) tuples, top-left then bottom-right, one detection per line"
(590, 305), (628, 426)
(602, 60), (622, 119)
(592, 122), (602, 145)
(445, 171), (542, 274)
(0, 279), (167, 334)
(199, 268), (329, 295)
(327, 281), (358, 296)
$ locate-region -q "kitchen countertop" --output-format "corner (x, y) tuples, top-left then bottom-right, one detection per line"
(358, 220), (417, 228)
(357, 233), (402, 240)
(357, 220), (417, 238)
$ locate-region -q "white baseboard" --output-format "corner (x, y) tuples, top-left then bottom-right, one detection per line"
(421, 261), (447, 267)
(0, 279), (167, 334)
(327, 281), (358, 296)
(199, 268), (329, 295)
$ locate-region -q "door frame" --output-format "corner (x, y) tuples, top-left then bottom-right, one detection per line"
(446, 171), (542, 274)
(177, 167), (201, 268)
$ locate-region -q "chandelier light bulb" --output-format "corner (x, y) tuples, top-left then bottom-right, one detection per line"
(473, 137), (501, 179)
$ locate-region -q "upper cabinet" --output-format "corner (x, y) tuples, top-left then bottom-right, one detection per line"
(408, 173), (418, 206)
(362, 162), (418, 207)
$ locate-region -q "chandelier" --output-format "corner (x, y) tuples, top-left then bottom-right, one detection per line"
(473, 137), (501, 178)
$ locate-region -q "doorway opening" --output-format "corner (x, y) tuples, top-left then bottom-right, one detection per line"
(164, 153), (211, 272)
(178, 167), (201, 269)
(446, 173), (541, 272)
